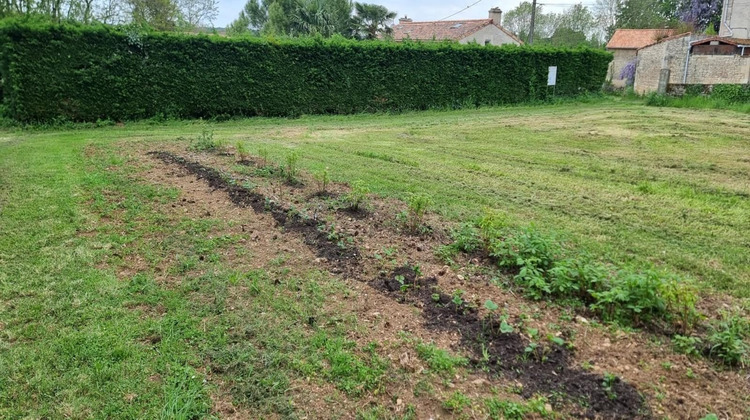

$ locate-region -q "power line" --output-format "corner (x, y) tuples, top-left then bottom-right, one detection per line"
(538, 3), (596, 5)
(438, 0), (487, 21)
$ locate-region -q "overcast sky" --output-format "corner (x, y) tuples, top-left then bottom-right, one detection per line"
(214, 0), (588, 28)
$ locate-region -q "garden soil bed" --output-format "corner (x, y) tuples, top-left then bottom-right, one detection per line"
(132, 144), (749, 419)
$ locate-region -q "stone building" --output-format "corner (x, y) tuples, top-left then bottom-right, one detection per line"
(627, 0), (750, 93)
(605, 29), (677, 87)
(720, 0), (750, 39)
(633, 33), (750, 93)
(389, 8), (522, 46)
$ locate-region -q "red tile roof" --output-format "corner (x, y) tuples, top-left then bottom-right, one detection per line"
(391, 19), (521, 44)
(691, 36), (750, 46)
(606, 29), (678, 50)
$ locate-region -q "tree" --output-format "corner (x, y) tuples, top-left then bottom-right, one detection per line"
(177, 0), (218, 29)
(127, 0), (180, 30)
(352, 2), (395, 39)
(502, 2), (556, 43)
(679, 0), (721, 31)
(615, 0), (672, 28)
(227, 0), (296, 35)
(594, 0), (618, 39)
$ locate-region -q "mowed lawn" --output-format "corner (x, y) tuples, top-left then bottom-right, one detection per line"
(2, 98), (750, 418)
(231, 100), (749, 297)
(3, 99), (750, 298)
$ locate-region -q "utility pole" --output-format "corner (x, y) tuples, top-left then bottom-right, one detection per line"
(528, 0), (537, 44)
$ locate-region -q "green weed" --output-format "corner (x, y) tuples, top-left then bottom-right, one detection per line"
(414, 342), (467, 376)
(343, 180), (370, 211)
(442, 391), (471, 413)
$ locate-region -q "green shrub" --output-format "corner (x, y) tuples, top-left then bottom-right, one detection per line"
(488, 227), (559, 299)
(400, 193), (433, 234)
(235, 141), (249, 161)
(314, 167), (330, 193)
(0, 21), (611, 123)
(590, 270), (668, 325)
(451, 222), (483, 253)
(672, 334), (702, 357)
(283, 151), (300, 183)
(188, 129), (219, 152)
(548, 257), (608, 298)
(707, 313), (749, 367)
(448, 215), (703, 331)
(343, 180), (370, 211)
(711, 84), (750, 104)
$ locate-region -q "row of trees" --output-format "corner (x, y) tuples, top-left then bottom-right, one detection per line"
(502, 0), (723, 48)
(0, 0), (219, 30)
(227, 0), (396, 39)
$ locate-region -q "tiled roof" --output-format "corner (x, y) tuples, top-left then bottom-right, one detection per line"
(606, 29), (677, 49)
(391, 19), (521, 43)
(691, 36), (750, 46)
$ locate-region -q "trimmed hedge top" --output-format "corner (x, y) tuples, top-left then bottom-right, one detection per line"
(0, 21), (612, 122)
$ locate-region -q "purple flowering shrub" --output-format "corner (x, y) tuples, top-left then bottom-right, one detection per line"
(680, 0), (722, 31)
(619, 59), (637, 86)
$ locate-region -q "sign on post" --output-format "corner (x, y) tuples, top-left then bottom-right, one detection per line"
(547, 66), (557, 86)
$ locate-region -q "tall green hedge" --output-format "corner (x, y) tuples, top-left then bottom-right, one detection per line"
(0, 21), (612, 123)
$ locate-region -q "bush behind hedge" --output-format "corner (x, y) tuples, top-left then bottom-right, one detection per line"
(0, 21), (612, 123)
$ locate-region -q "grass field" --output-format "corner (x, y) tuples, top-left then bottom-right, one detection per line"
(12, 98), (745, 296)
(1, 98), (749, 418)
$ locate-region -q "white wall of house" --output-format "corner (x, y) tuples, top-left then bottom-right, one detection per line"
(460, 25), (521, 46)
(720, 0), (750, 39)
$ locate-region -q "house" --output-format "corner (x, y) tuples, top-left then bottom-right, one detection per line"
(633, 34), (750, 93)
(605, 29), (677, 87)
(630, 0), (750, 94)
(720, 0), (750, 38)
(390, 8), (522, 46)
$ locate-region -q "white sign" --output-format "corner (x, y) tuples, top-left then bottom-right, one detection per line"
(547, 66), (557, 86)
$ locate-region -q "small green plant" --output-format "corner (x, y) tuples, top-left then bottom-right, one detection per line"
(548, 334), (565, 347)
(672, 334), (702, 357)
(344, 180), (370, 211)
(415, 342), (467, 375)
(400, 193), (433, 234)
(486, 398), (526, 420)
(235, 141), (249, 161)
(258, 147), (270, 167)
(451, 289), (465, 308)
(499, 319), (514, 334)
(431, 293), (441, 303)
(284, 151), (300, 183)
(707, 312), (749, 367)
(442, 391), (471, 413)
(484, 299), (499, 311)
(685, 368), (696, 379)
(602, 373), (618, 400)
(314, 167), (330, 193)
(395, 275), (409, 293)
(189, 129), (219, 152)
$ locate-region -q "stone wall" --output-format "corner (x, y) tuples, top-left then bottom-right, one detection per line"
(686, 55), (750, 84)
(632, 34), (750, 93)
(607, 49), (637, 87)
(460, 25), (521, 46)
(635, 35), (750, 93)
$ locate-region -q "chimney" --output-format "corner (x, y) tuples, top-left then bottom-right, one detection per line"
(489, 7), (502, 24)
(399, 16), (413, 23)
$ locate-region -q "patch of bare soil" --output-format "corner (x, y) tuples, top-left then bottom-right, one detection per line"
(111, 142), (749, 419)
